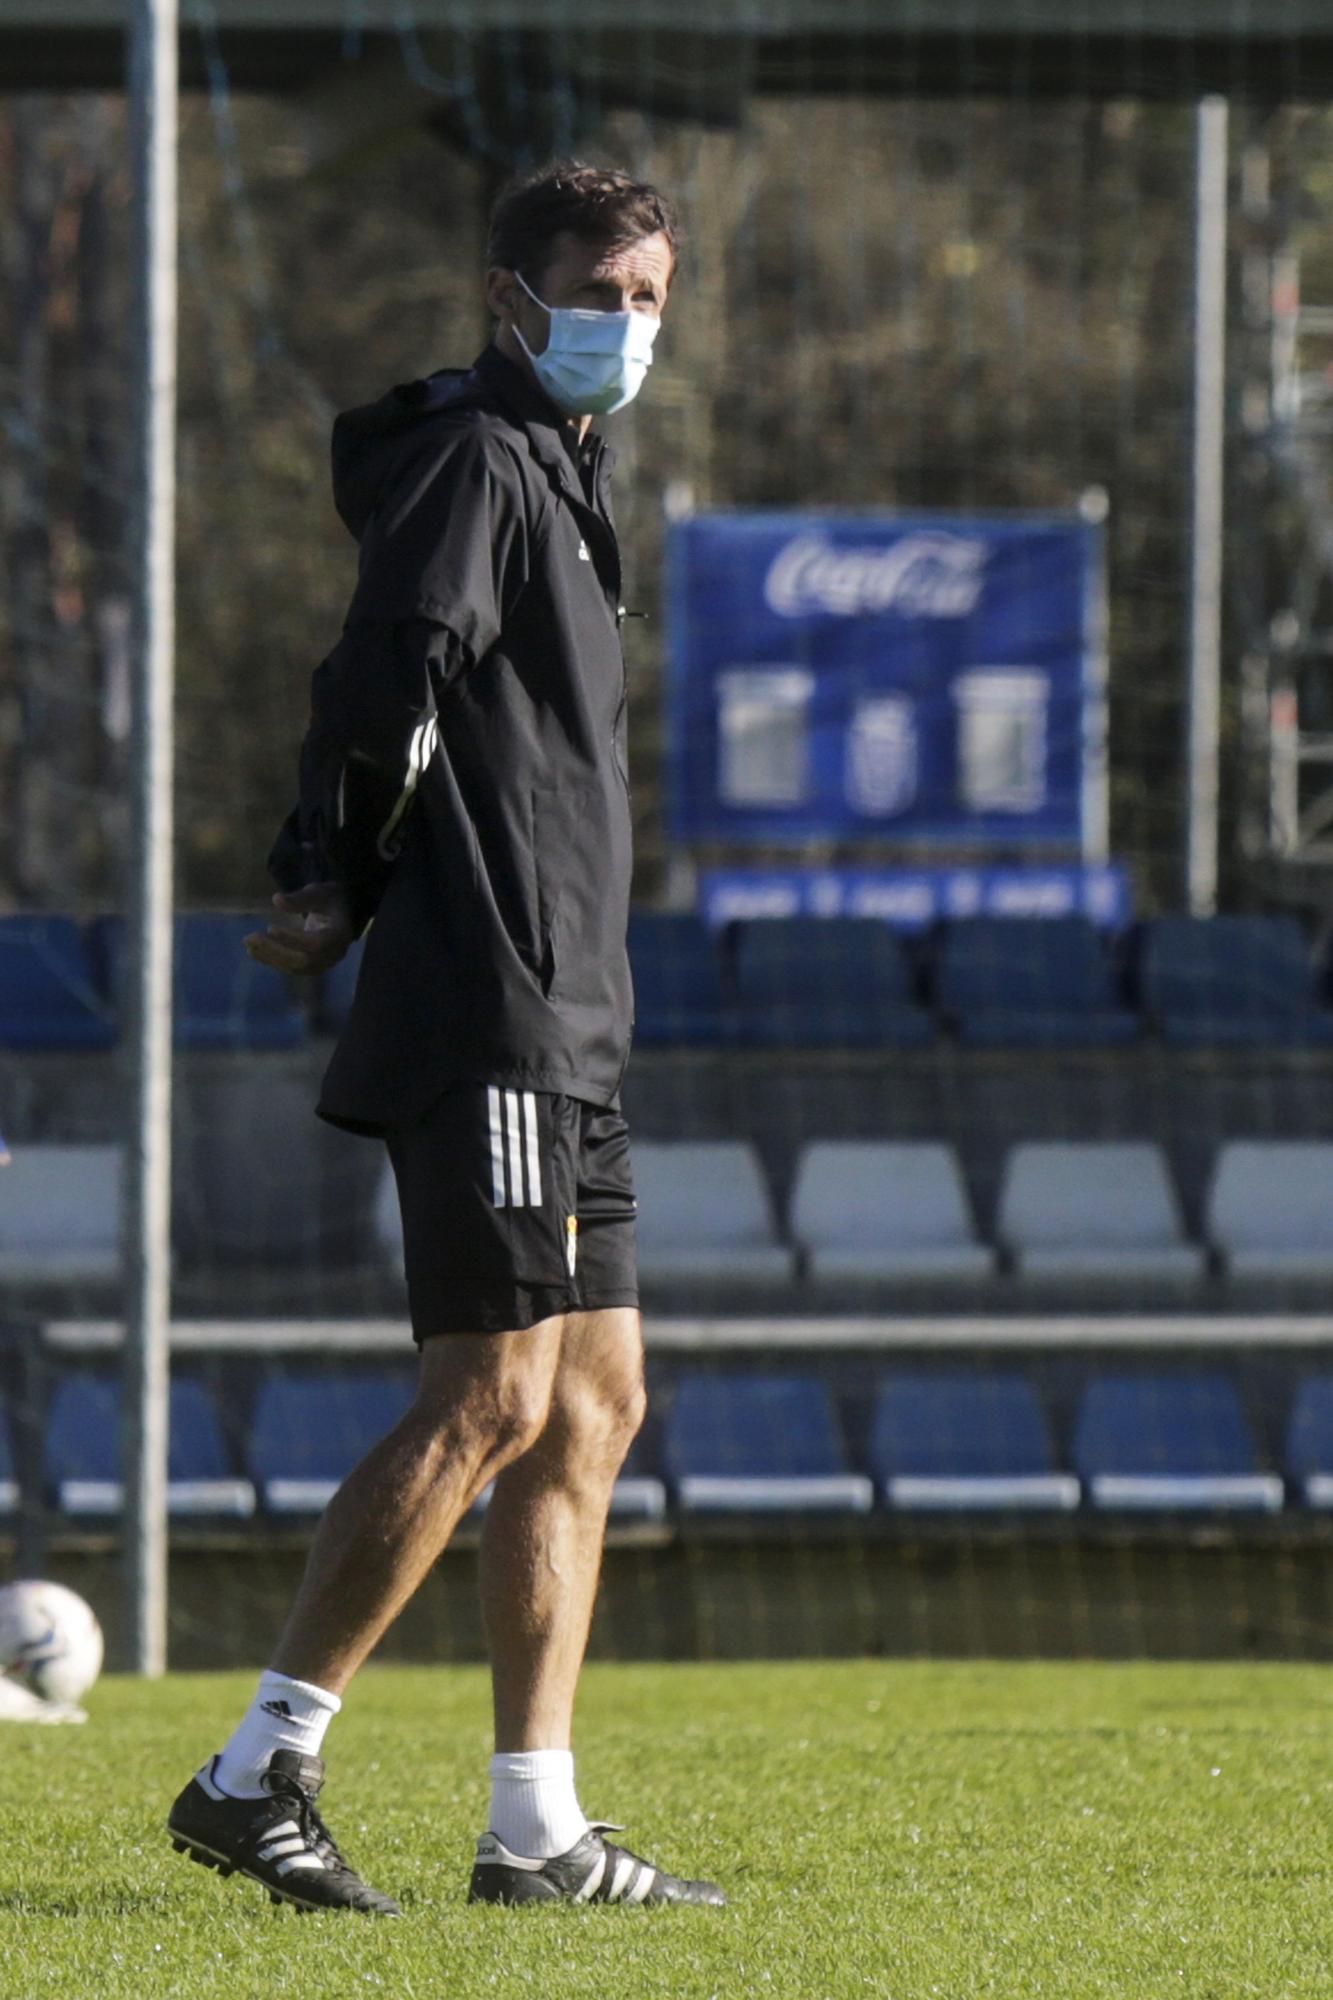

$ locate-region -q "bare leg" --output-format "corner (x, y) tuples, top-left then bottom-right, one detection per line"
(479, 1308), (645, 1751)
(272, 1319), (565, 1694)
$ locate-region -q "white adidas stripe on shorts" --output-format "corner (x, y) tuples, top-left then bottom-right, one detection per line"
(487, 1086), (544, 1207)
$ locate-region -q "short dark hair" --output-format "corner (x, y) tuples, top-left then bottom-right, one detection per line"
(486, 159), (681, 285)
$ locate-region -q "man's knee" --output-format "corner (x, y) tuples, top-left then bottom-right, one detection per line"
(547, 1311), (647, 1467)
(562, 1370), (646, 1462)
(414, 1320), (563, 1472)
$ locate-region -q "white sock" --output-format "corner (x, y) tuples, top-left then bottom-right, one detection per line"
(488, 1749), (589, 1860)
(212, 1671), (341, 1799)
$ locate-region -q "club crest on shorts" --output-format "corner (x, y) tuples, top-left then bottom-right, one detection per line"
(566, 1214), (578, 1276)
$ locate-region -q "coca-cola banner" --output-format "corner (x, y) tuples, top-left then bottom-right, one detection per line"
(666, 511), (1106, 850)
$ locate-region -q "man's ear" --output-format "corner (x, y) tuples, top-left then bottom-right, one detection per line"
(485, 267), (519, 321)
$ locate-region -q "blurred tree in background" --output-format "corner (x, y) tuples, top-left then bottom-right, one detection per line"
(0, 85), (1314, 911)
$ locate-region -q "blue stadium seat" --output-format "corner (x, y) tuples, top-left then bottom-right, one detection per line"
(628, 913), (736, 1047)
(44, 1377), (122, 1514)
(1284, 1377), (1333, 1509)
(1208, 1142), (1333, 1283)
(0, 1145), (122, 1290)
(0, 917), (115, 1051)
(1139, 915), (1333, 1046)
(0, 1395), (17, 1515)
(173, 914), (306, 1050)
(248, 1372), (413, 1513)
(935, 917), (1138, 1047)
(999, 1142), (1205, 1290)
(633, 1141), (794, 1286)
(44, 1375), (255, 1518)
(664, 1373), (873, 1516)
(791, 1142), (994, 1284)
(732, 918), (933, 1047)
(869, 1373), (1079, 1511)
(95, 914), (306, 1050)
(1072, 1373), (1282, 1512)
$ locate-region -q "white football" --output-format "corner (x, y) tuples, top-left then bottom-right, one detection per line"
(0, 1580), (104, 1706)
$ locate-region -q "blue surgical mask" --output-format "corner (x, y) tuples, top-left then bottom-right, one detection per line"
(513, 271), (659, 417)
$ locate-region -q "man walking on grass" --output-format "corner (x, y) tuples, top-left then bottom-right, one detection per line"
(167, 159), (722, 1915)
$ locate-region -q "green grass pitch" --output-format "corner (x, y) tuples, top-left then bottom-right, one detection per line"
(0, 1660), (1329, 1999)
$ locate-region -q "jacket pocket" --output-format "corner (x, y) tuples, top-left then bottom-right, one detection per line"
(533, 781), (622, 1006)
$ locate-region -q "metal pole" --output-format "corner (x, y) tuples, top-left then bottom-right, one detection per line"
(1187, 96), (1229, 916)
(125, 0), (177, 1678)
(1079, 486), (1111, 865)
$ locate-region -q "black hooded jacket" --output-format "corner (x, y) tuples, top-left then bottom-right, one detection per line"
(270, 344), (634, 1134)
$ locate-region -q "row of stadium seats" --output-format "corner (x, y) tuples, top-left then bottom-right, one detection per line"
(630, 913), (1333, 1048)
(9, 912), (1333, 1053)
(382, 1138), (1330, 1289)
(6, 1137), (1333, 1292)
(0, 914), (300, 1053)
(7, 1369), (1333, 1522)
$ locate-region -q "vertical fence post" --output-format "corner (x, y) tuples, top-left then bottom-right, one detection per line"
(125, 0), (178, 1678)
(1187, 95), (1230, 916)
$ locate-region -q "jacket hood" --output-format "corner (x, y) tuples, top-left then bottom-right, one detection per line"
(330, 368), (474, 539)
(331, 345), (592, 540)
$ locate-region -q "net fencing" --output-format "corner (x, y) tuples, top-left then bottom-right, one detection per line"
(4, 16), (1333, 1670)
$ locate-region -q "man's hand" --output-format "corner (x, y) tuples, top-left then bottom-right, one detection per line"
(244, 883), (354, 977)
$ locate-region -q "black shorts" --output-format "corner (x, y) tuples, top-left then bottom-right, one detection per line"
(385, 1087), (639, 1339)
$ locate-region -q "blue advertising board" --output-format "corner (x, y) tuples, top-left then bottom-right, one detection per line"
(666, 511), (1105, 850)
